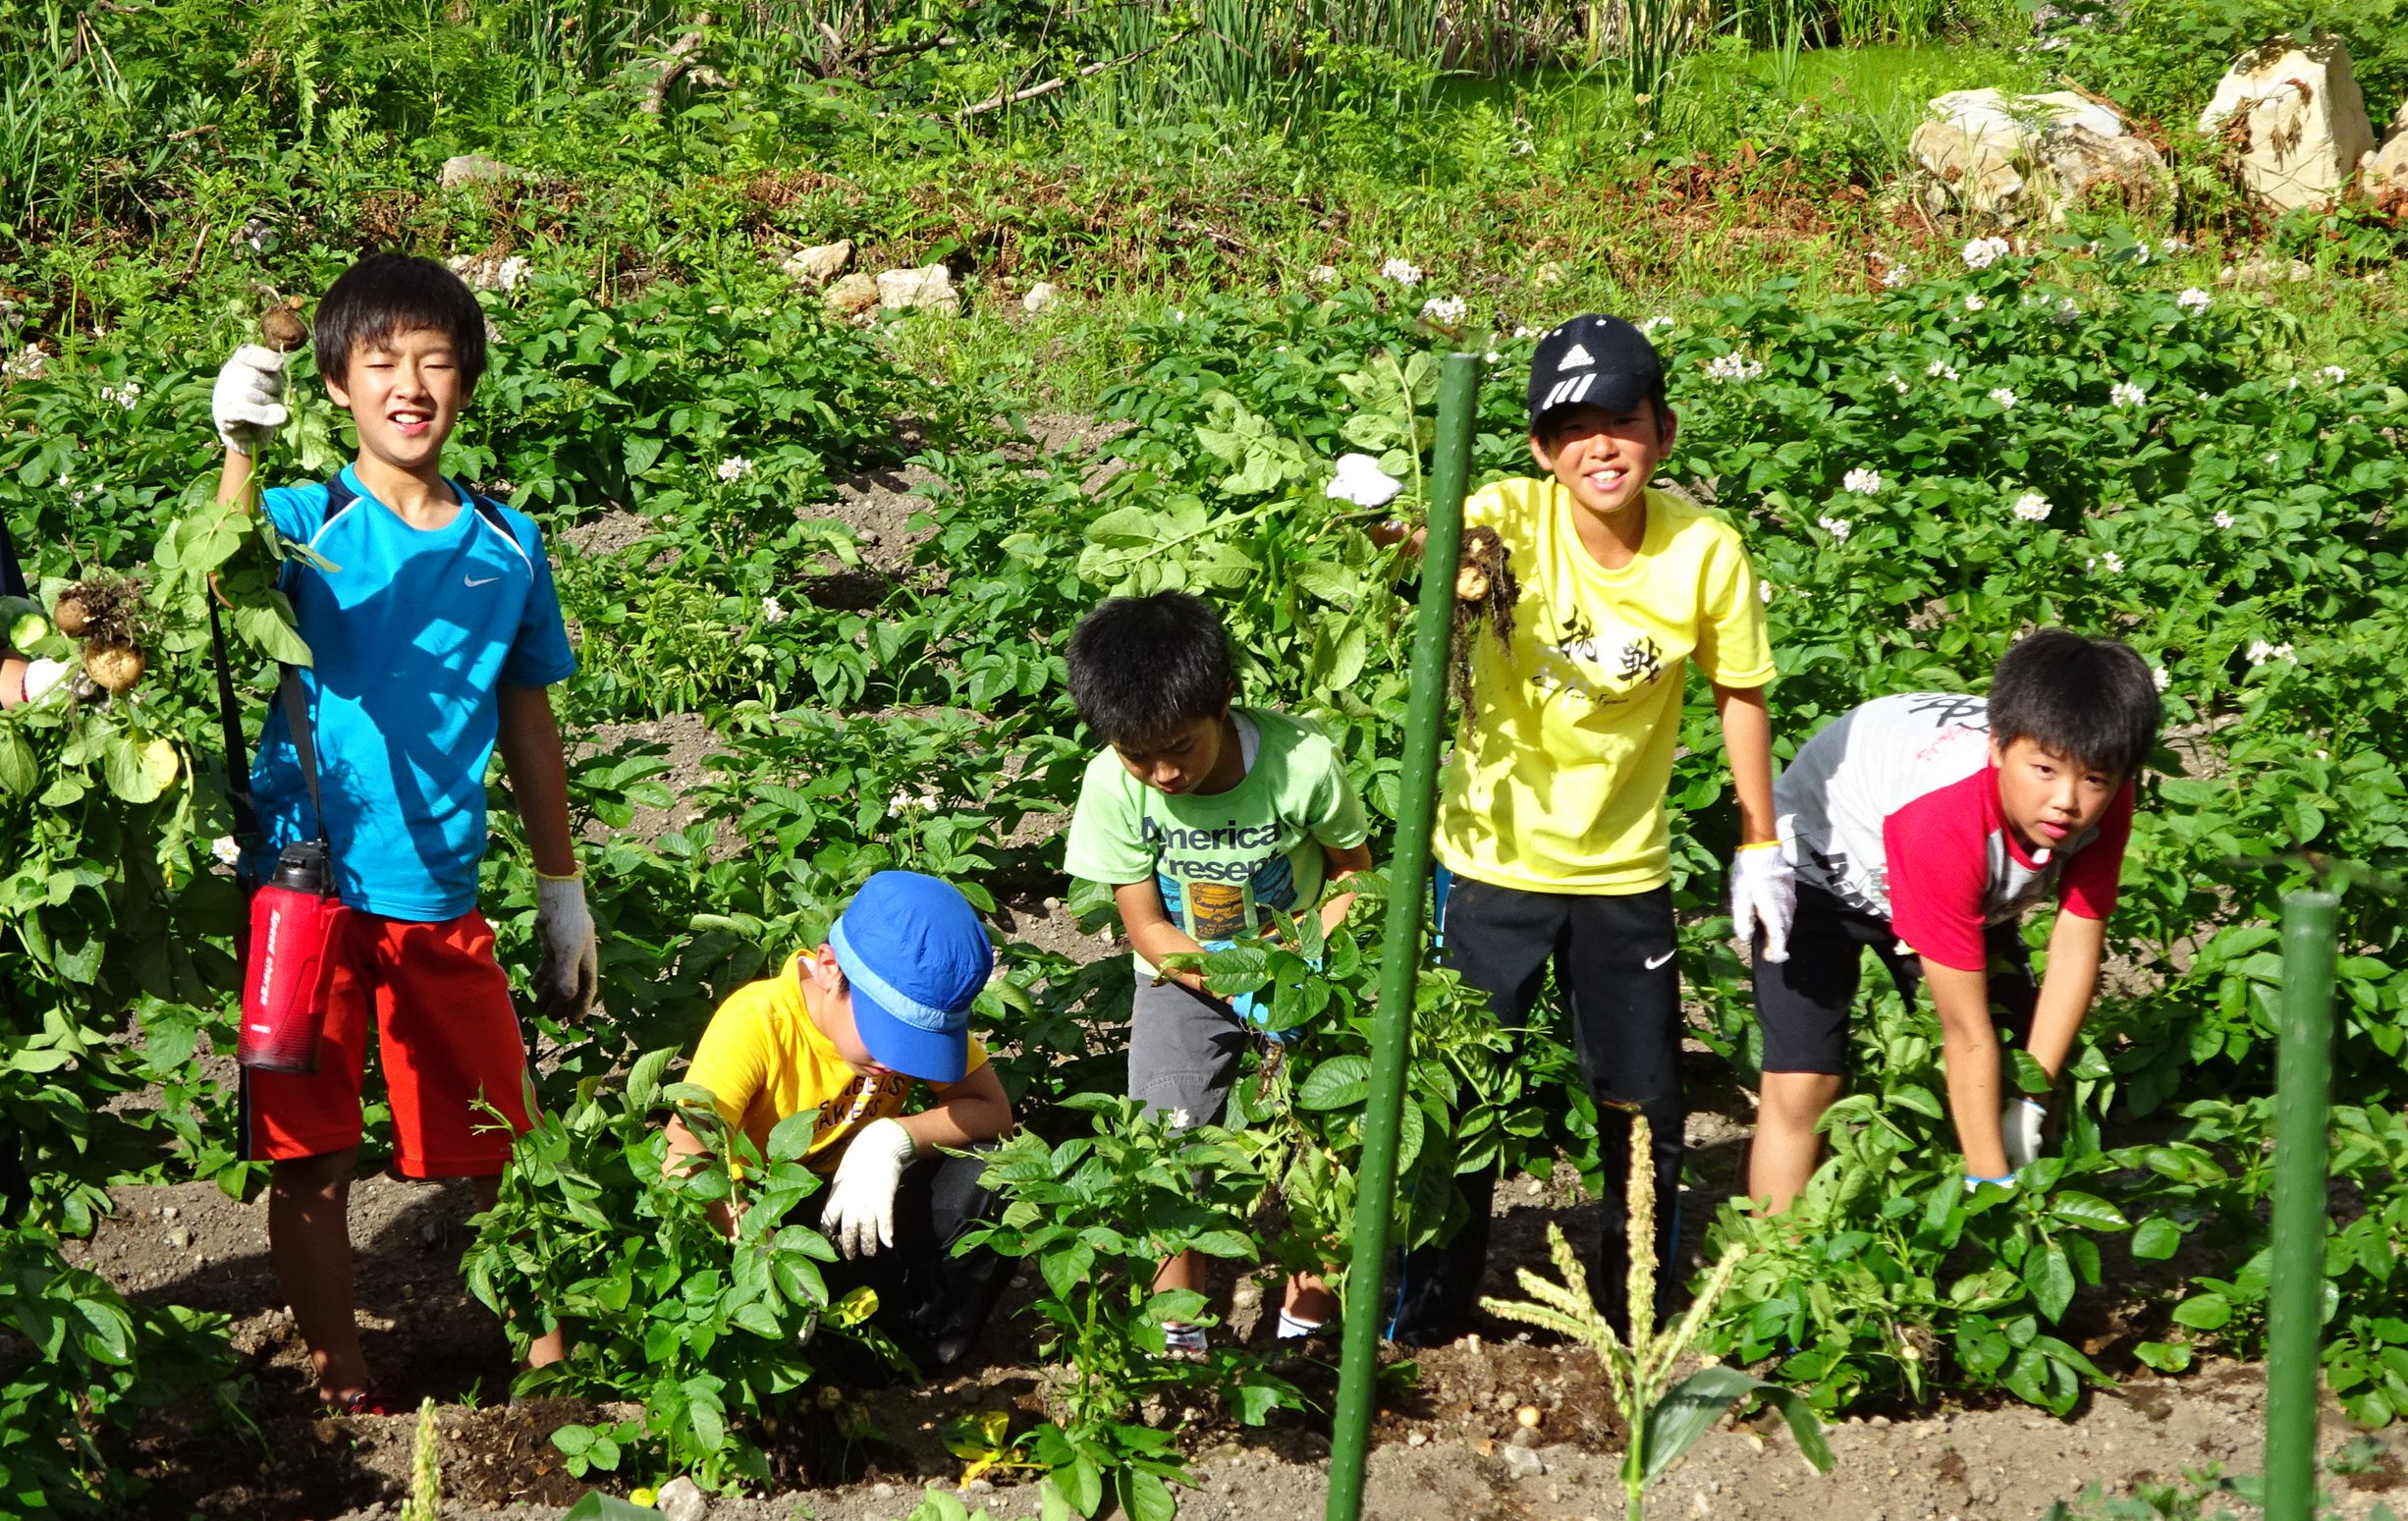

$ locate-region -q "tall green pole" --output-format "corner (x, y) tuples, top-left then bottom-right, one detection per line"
(2265, 889), (2340, 1521)
(1325, 353), (1479, 1521)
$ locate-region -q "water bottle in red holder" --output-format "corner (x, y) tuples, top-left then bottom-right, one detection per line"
(238, 842), (351, 1073)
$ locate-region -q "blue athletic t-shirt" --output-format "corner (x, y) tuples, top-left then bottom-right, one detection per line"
(248, 466), (577, 921)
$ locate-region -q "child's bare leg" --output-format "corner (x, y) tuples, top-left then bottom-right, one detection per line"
(270, 1148), (366, 1401)
(1154, 1248), (1202, 1300)
(1747, 1071), (1845, 1214)
(1282, 1273), (1338, 1327)
(1154, 1249), (1207, 1352)
(469, 1172), (566, 1367)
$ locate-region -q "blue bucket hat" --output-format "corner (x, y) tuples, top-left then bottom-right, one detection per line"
(828, 871), (991, 1084)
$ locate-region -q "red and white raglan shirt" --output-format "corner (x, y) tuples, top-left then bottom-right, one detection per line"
(1774, 693), (2134, 971)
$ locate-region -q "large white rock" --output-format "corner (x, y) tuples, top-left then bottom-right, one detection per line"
(1912, 89), (2164, 222)
(2197, 38), (2375, 211)
(876, 263), (961, 315)
(2365, 98), (2408, 202)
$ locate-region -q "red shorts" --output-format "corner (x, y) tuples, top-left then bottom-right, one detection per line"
(241, 909), (537, 1177)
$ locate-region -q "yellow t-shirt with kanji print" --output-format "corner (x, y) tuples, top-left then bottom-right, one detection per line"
(684, 954), (990, 1174)
(1436, 479), (1776, 896)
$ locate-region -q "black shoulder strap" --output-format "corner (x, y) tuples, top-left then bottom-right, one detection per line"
(279, 663), (331, 847)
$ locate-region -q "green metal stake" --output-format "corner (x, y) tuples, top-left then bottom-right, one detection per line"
(1325, 352), (1479, 1521)
(2265, 889), (2340, 1521)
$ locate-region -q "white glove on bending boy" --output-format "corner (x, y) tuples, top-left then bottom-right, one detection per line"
(211, 345), (290, 453)
(2000, 1097), (2048, 1170)
(1730, 843), (1796, 963)
(823, 1117), (917, 1259)
(533, 871), (599, 1021)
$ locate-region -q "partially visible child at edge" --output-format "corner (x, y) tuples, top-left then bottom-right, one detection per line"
(1376, 315), (1786, 1345)
(1, 519), (71, 707)
(1747, 631), (2161, 1210)
(665, 870), (1016, 1373)
(207, 254), (597, 1412)
(1062, 591), (1373, 1355)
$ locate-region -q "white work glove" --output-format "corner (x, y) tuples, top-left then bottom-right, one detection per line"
(1730, 843), (1796, 963)
(20, 658), (69, 702)
(533, 871), (598, 1021)
(2000, 1097), (2047, 1170)
(211, 345), (289, 453)
(822, 1117), (916, 1259)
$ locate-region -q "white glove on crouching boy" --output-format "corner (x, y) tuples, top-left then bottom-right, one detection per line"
(822, 1116), (917, 1259)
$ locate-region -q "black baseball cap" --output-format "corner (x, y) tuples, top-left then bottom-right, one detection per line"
(1526, 314), (1664, 432)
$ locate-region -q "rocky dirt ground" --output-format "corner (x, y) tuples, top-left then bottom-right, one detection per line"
(67, 1149), (2408, 1521)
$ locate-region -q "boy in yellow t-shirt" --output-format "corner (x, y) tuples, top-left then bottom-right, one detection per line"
(1384, 315), (1789, 1345)
(666, 871), (1014, 1372)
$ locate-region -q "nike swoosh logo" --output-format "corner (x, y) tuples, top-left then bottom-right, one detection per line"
(1643, 950), (1675, 970)
(464, 575), (501, 587)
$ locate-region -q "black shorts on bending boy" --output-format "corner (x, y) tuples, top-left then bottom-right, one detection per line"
(1755, 883), (2039, 1076)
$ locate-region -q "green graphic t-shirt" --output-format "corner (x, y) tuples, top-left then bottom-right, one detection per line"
(1064, 708), (1371, 976)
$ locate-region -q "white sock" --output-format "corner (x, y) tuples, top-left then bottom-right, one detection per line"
(1164, 1323), (1209, 1354)
(1276, 1308), (1325, 1340)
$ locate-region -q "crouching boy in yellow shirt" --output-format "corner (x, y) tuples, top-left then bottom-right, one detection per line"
(666, 871), (1013, 1372)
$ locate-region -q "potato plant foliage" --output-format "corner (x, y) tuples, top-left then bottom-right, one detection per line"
(4, 227), (2408, 1510)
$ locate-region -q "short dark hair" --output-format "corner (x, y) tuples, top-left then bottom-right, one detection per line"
(313, 252), (488, 393)
(1988, 628), (2162, 778)
(1066, 592), (1231, 745)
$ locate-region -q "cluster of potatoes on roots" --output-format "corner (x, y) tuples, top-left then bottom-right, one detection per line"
(1450, 524), (1518, 710)
(51, 578), (148, 694)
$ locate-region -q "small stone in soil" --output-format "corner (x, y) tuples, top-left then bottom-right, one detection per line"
(167, 1227), (193, 1249)
(1503, 1444), (1545, 1480)
(161, 1205), (180, 1221)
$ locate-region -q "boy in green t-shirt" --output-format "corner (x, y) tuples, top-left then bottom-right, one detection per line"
(1380, 315), (1786, 1344)
(1063, 591), (1372, 1352)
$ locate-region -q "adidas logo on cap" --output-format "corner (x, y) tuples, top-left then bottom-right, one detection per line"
(1557, 343), (1594, 371)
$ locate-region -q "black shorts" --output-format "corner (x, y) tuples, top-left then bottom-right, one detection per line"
(1754, 884), (2037, 1075)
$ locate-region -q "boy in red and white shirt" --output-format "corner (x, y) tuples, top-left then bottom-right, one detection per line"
(1746, 630), (2162, 1208)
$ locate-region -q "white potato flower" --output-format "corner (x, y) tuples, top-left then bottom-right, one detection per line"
(2110, 382), (2146, 409)
(1326, 452), (1403, 509)
(2012, 492), (2051, 522)
(1989, 388), (2017, 410)
(1817, 515), (1852, 542)
(2176, 288), (2212, 314)
(1381, 257), (1423, 288)
(1960, 236), (2010, 270)
(1842, 468), (1883, 496)
(716, 456), (755, 483)
(1420, 295), (1467, 325)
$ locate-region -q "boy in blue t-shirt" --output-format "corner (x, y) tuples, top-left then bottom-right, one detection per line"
(208, 253), (594, 1410)
(1062, 591), (1372, 1352)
